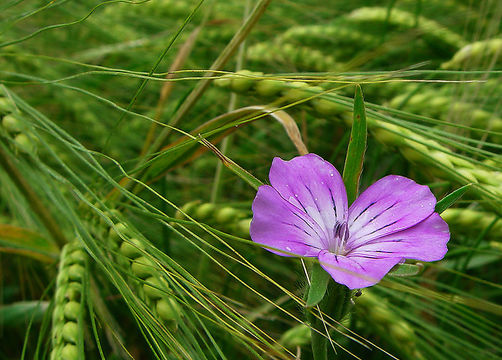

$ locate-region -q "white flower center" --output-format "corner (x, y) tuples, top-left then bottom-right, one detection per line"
(329, 221), (349, 255)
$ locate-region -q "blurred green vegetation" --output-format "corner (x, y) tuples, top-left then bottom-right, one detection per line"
(0, 0), (501, 359)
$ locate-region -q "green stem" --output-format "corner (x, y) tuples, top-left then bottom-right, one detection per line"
(307, 280), (352, 359)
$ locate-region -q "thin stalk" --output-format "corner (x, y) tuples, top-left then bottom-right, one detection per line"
(210, 0), (251, 203)
(103, 0), (205, 152)
(0, 144), (66, 248)
(200, 0), (252, 282)
(109, 0), (271, 202)
(146, 0), (272, 156)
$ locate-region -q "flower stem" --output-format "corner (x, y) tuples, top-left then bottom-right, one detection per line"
(307, 280), (352, 359)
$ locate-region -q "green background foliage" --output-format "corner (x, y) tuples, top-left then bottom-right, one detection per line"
(0, 0), (501, 359)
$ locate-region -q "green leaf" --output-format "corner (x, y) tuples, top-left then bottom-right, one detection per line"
(389, 262), (424, 277)
(342, 85), (367, 205)
(306, 263), (331, 307)
(435, 184), (471, 214)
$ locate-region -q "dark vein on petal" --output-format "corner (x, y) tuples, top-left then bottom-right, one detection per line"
(367, 201), (398, 224)
(280, 221), (315, 238)
(365, 220), (400, 236)
(290, 211), (325, 243)
(304, 184), (321, 212)
(352, 201), (376, 223)
(270, 184), (327, 244)
(328, 187), (337, 218)
(345, 238), (404, 255)
(295, 197), (309, 214)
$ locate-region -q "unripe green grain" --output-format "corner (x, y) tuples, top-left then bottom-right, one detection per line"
(255, 79), (285, 97)
(455, 168), (478, 183)
(215, 207), (242, 224)
(282, 82), (311, 103)
(157, 297), (181, 322)
(65, 283), (81, 302)
(279, 21), (374, 52)
(2, 113), (23, 133)
(131, 256), (156, 279)
(60, 344), (78, 360)
(66, 250), (87, 265)
(312, 98), (344, 116)
(52, 322), (64, 343)
(108, 222), (129, 242)
(175, 200), (200, 220)
(231, 70), (261, 93)
(55, 286), (67, 304)
(348, 7), (466, 49)
(357, 290), (421, 359)
(442, 208), (502, 237)
(144, 276), (167, 299)
(52, 305), (65, 325)
(103, 216), (184, 333)
(213, 71), (502, 215)
(56, 271), (70, 288)
(247, 42), (339, 72)
(62, 322), (78, 343)
(14, 133), (36, 154)
(234, 218), (251, 238)
(63, 301), (80, 321)
(119, 238), (145, 259)
(194, 203), (217, 220)
(67, 264), (85, 282)
(213, 74), (232, 88)
(0, 97), (13, 114)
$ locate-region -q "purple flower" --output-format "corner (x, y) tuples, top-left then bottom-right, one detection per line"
(250, 154), (449, 289)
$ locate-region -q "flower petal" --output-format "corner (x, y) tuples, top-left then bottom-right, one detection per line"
(250, 185), (325, 257)
(347, 213), (449, 261)
(268, 154), (348, 248)
(318, 250), (401, 289)
(347, 175), (436, 249)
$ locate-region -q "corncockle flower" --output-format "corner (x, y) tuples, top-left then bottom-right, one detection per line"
(250, 154), (449, 289)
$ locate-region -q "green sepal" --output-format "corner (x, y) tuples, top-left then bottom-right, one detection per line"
(306, 263), (331, 307)
(389, 262), (423, 277)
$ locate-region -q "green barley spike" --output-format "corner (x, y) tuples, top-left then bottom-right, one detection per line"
(247, 42), (340, 72)
(442, 38), (502, 69)
(442, 208), (502, 238)
(51, 241), (87, 360)
(106, 221), (183, 329)
(347, 7), (466, 50)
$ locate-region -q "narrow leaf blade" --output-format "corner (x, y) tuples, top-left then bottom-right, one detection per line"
(342, 85), (367, 205)
(435, 184), (471, 214)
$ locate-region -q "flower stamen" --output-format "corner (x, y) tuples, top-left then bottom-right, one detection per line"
(330, 221), (349, 255)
